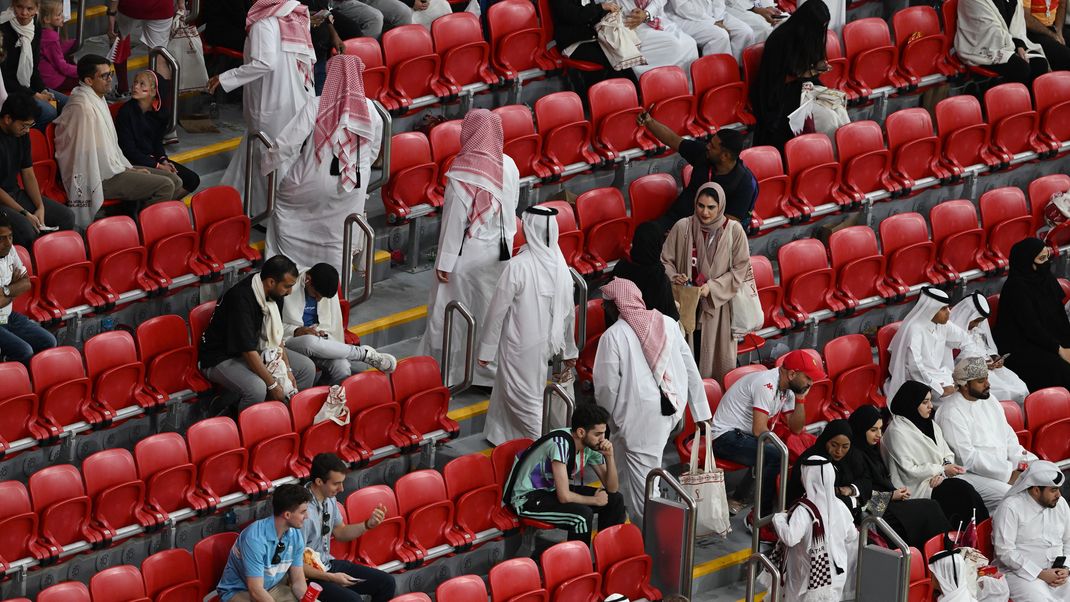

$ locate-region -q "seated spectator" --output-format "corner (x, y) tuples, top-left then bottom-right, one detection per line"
(0, 213), (55, 364)
(502, 404), (626, 545)
(331, 0), (411, 40)
(949, 292), (1028, 404)
(546, 0), (639, 94)
(615, 0), (699, 76)
(198, 255), (317, 411)
(936, 356), (1039, 513)
(881, 380), (990, 528)
(994, 238), (1070, 392)
(1024, 0), (1069, 70)
(0, 93), (73, 247)
(280, 263), (396, 385)
(301, 454), (397, 602)
(303, 1), (352, 94)
(928, 548), (981, 602)
(709, 350), (820, 518)
(115, 70), (199, 198)
(37, 0), (76, 93)
(666, 0), (755, 60)
(956, 0), (1049, 86)
(54, 54), (181, 228)
(407, 0), (452, 29)
(611, 222), (680, 320)
(107, 0), (176, 95)
(885, 286), (986, 403)
(726, 0), (782, 43)
(0, 0), (67, 127)
(216, 483), (312, 602)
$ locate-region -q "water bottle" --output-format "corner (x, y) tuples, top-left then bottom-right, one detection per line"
(1018, 451), (1030, 473)
(300, 582), (323, 602)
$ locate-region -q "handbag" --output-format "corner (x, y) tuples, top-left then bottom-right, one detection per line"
(314, 385), (351, 426)
(730, 258), (764, 339)
(678, 423), (731, 537)
(167, 10), (209, 91)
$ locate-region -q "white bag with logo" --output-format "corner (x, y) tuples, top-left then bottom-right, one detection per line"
(167, 10), (209, 91)
(678, 423), (731, 537)
(314, 385), (351, 426)
(731, 258), (764, 339)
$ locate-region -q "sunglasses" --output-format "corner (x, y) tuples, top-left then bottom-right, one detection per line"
(321, 509), (331, 536)
(271, 540), (286, 565)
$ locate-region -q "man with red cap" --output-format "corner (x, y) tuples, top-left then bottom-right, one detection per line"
(710, 349), (825, 519)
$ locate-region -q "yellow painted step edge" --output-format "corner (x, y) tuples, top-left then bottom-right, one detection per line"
(170, 136), (243, 164)
(350, 305), (427, 338)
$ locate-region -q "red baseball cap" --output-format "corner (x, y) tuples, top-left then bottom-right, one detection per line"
(781, 350), (826, 381)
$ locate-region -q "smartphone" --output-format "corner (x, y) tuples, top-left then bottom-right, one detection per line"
(997, 353), (1011, 362)
(1054, 556), (1066, 569)
(313, 8), (331, 18)
(771, 12), (789, 18)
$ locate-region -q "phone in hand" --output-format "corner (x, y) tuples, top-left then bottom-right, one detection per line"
(997, 353), (1011, 362)
(313, 8), (331, 18)
(1054, 556), (1066, 569)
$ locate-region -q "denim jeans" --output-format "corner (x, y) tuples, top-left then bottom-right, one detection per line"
(712, 428), (782, 517)
(312, 559), (396, 602)
(34, 89), (69, 129)
(0, 311), (57, 364)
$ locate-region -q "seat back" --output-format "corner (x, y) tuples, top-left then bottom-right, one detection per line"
(1025, 387), (1070, 434)
(83, 448), (145, 530)
(142, 548), (199, 600)
(29, 463), (90, 546)
(777, 238), (834, 313)
(877, 321), (901, 389)
(432, 12), (492, 88)
(429, 118), (464, 184)
(1034, 70), (1070, 143)
(935, 95), (989, 168)
(494, 104), (543, 178)
(135, 432), (198, 514)
(33, 230), (94, 309)
(490, 557), (546, 602)
(785, 133), (841, 207)
(836, 120), (889, 196)
(628, 173), (678, 227)
(588, 78), (646, 154)
(37, 582), (91, 602)
(843, 18), (897, 90)
(979, 186), (1031, 261)
(90, 565), (149, 602)
(239, 401), (299, 481)
(1029, 174), (1070, 232)
(136, 314), (196, 395)
(542, 540), (600, 599)
(491, 438), (533, 488)
(190, 185), (255, 266)
(739, 145), (789, 220)
(886, 107), (942, 181)
(87, 215), (148, 295)
(31, 345), (91, 427)
(487, 0), (545, 76)
(639, 66), (696, 135)
(690, 53), (748, 129)
(930, 199), (984, 272)
(138, 200), (201, 281)
(382, 24), (440, 100)
(741, 43), (764, 95)
(0, 480), (39, 564)
(829, 225), (883, 300)
(436, 575), (489, 602)
(194, 532), (239, 599)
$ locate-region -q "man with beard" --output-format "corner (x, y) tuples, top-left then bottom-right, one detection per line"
(710, 349), (824, 517)
(936, 356), (1038, 513)
(198, 254), (317, 410)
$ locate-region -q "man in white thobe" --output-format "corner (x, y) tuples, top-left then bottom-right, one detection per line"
(948, 292), (1029, 405)
(420, 109), (519, 389)
(617, 0), (700, 76)
(478, 206), (577, 446)
(593, 278), (711, 527)
(265, 55), (384, 277)
(668, 0), (756, 60)
(208, 0), (316, 219)
(726, 0), (783, 43)
(886, 286), (986, 402)
(937, 357), (1039, 513)
(280, 263), (396, 385)
(993, 461), (1070, 602)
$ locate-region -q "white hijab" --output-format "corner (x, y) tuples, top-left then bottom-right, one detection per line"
(885, 287), (952, 399)
(801, 456), (853, 572)
(0, 8), (34, 88)
(930, 550), (976, 602)
(520, 207), (573, 356)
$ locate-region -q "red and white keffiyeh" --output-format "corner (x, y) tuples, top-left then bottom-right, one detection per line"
(446, 109), (505, 237)
(314, 55), (375, 192)
(600, 277), (676, 403)
(246, 0), (315, 85)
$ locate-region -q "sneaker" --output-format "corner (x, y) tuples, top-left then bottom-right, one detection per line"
(361, 346), (397, 373)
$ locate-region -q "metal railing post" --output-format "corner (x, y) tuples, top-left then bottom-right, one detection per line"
(72, 0), (87, 53)
(745, 554), (782, 602)
(746, 431), (789, 601)
(858, 516), (912, 602)
(368, 101), (393, 192)
(341, 214), (375, 305)
(645, 468), (698, 600)
(187, 0), (201, 22)
(147, 47), (180, 132)
(441, 301), (476, 395)
(243, 131), (277, 226)
(570, 268), (587, 353)
(541, 382), (575, 435)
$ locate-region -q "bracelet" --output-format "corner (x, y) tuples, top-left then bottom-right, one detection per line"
(266, 381), (280, 391)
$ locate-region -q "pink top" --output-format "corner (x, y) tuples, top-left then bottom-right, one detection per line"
(38, 28), (76, 90)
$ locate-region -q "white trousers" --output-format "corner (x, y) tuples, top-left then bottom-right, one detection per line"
(1006, 573), (1070, 602)
(117, 13), (172, 49)
(610, 416), (675, 529)
(632, 23), (700, 76)
(673, 13), (754, 60)
(960, 472), (1011, 514)
(726, 3), (774, 42)
(410, 0), (453, 28)
(284, 334), (364, 385)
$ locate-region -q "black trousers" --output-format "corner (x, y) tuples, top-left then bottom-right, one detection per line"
(567, 41), (639, 95)
(517, 484), (626, 545)
(987, 52), (1049, 87)
(1029, 29), (1070, 71)
(311, 559), (396, 602)
(0, 190), (76, 248)
(170, 160), (201, 195)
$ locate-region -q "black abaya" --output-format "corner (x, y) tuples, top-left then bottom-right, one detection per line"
(611, 222), (680, 320)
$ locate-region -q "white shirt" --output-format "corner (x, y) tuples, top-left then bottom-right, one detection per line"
(994, 493), (1070, 581)
(901, 321), (984, 398)
(710, 368), (795, 440)
(936, 392), (1037, 483)
(0, 248), (25, 324)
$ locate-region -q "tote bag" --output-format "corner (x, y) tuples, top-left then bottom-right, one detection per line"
(678, 423), (731, 537)
(730, 260), (763, 338)
(168, 11), (209, 91)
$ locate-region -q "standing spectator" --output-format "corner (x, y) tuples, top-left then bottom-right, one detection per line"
(1023, 0), (1069, 69)
(115, 70), (199, 198)
(0, 93), (73, 248)
(610, 222), (680, 320)
(0, 212), (56, 365)
(37, 0), (76, 93)
(545, 0), (640, 93)
(0, 0), (66, 127)
(956, 0), (1049, 86)
(106, 0), (177, 94)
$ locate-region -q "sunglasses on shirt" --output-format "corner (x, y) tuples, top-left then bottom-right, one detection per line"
(321, 509), (331, 536)
(272, 540), (286, 565)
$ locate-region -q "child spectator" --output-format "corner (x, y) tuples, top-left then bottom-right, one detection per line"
(0, 0), (67, 127)
(37, 0), (76, 93)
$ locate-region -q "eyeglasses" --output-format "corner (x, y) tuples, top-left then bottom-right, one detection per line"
(271, 540), (286, 565)
(97, 71), (114, 81)
(321, 509), (331, 536)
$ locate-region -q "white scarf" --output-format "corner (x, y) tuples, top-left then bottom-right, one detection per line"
(880, 415), (955, 499)
(955, 0), (1043, 66)
(930, 551), (976, 602)
(802, 458), (853, 576)
(0, 9), (34, 88)
(520, 209), (573, 356)
(251, 273), (285, 350)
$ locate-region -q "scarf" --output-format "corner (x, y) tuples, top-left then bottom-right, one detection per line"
(251, 273), (284, 350)
(141, 70), (163, 111)
(800, 457), (851, 595)
(601, 277), (675, 408)
(447, 109), (506, 240)
(885, 286), (951, 399)
(245, 0), (315, 85)
(847, 405), (897, 492)
(314, 55), (374, 193)
(688, 182), (728, 313)
(889, 380), (936, 443)
(521, 207), (573, 356)
(929, 549), (976, 602)
(789, 419), (853, 503)
(1007, 237), (1063, 299)
(0, 9), (34, 88)
(1004, 459), (1064, 499)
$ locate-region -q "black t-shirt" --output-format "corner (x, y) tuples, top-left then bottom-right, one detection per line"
(714, 161), (758, 223)
(665, 139), (757, 224)
(199, 274), (278, 369)
(0, 131), (31, 198)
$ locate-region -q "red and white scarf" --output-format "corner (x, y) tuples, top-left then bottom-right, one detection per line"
(246, 0), (315, 86)
(600, 277), (676, 404)
(314, 55), (375, 193)
(446, 109), (505, 237)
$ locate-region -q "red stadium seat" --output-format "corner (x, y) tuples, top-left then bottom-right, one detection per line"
(1000, 399), (1031, 452)
(444, 453), (517, 537)
(487, 0), (555, 82)
(31, 346), (112, 428)
(941, 0), (998, 78)
(588, 78), (659, 162)
(980, 187), (1033, 267)
(240, 401), (306, 482)
(392, 356), (461, 440)
(640, 66), (705, 138)
(432, 13), (498, 93)
(935, 95), (1001, 174)
(32, 230), (106, 319)
(690, 54), (754, 133)
(836, 120), (902, 200)
(342, 37), (393, 109)
(491, 438), (533, 487)
(892, 6), (955, 84)
(785, 133), (853, 212)
(136, 314), (211, 396)
(533, 0), (604, 77)
(575, 187), (630, 269)
(724, 364), (767, 391)
(382, 24), (449, 108)
(143, 548), (200, 602)
(1034, 71), (1070, 148)
(984, 82), (1052, 161)
(879, 212), (946, 288)
(843, 18), (909, 98)
(494, 104), (552, 180)
(885, 108), (953, 191)
(187, 417), (266, 501)
(342, 370), (411, 457)
(1030, 174), (1070, 233)
(392, 595), (432, 602)
(291, 387), (364, 469)
(542, 540), (601, 602)
(594, 523), (661, 601)
(930, 200), (997, 278)
(135, 431), (212, 515)
(1024, 387), (1070, 459)
(381, 132), (441, 223)
(824, 334), (885, 419)
(741, 44), (764, 108)
(489, 557), (548, 602)
(10, 245), (43, 321)
(675, 380), (724, 465)
(777, 238), (851, 324)
(975, 518), (993, 560)
(0, 480), (55, 567)
(429, 118), (463, 198)
(194, 532), (238, 601)
(138, 201), (211, 287)
(821, 31), (849, 91)
(534, 92), (601, 179)
(751, 255), (791, 330)
(739, 145), (807, 226)
(575, 299), (606, 386)
(85, 330), (165, 413)
(188, 300), (216, 370)
(346, 485), (417, 566)
(30, 463), (110, 549)
(29, 128), (66, 203)
(907, 547), (931, 602)
(86, 216), (159, 302)
(538, 200), (589, 273)
(83, 448), (164, 531)
(513, 215), (526, 255)
(90, 565), (150, 602)
(0, 361), (56, 451)
(190, 186), (260, 272)
(37, 582), (91, 602)
(829, 225), (904, 303)
(628, 174), (678, 229)
(437, 575), (489, 602)
(876, 321), (900, 392)
(396, 469), (471, 554)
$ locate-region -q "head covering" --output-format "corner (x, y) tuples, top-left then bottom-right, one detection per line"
(521, 206), (573, 356)
(928, 549), (974, 602)
(847, 405), (884, 459)
(1004, 460), (1065, 500)
(813, 419), (853, 460)
(1007, 237), (1062, 298)
(245, 0), (315, 83)
(629, 221), (663, 266)
(952, 356), (988, 386)
(689, 182), (728, 279)
(947, 292), (994, 369)
(601, 277), (674, 405)
(0, 7), (35, 88)
(885, 286), (953, 399)
(612, 222), (679, 320)
(800, 456), (852, 573)
(781, 349), (828, 381)
(314, 55), (375, 193)
(137, 70), (163, 112)
(890, 380), (936, 443)
(446, 109), (506, 244)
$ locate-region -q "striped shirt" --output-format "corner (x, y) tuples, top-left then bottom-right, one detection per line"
(508, 429), (605, 507)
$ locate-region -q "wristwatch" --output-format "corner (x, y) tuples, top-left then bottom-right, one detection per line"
(2, 285), (10, 296)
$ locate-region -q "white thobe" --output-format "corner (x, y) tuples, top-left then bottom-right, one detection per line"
(892, 321), (984, 402)
(770, 505), (858, 601)
(948, 327), (1030, 405)
(593, 315), (711, 527)
(219, 16), (315, 219)
(418, 158), (520, 388)
(617, 0), (700, 76)
(993, 494), (1070, 602)
(726, 0), (776, 42)
(668, 0), (755, 60)
(936, 393), (1038, 512)
(479, 253), (578, 446)
(265, 97), (384, 276)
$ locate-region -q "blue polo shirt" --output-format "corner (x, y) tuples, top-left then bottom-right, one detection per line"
(217, 516), (305, 601)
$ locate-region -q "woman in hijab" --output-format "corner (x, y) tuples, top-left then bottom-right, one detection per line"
(881, 381), (989, 528)
(994, 237), (1070, 391)
(612, 221), (679, 320)
(660, 182), (750, 380)
(750, 0), (831, 151)
(787, 419), (854, 509)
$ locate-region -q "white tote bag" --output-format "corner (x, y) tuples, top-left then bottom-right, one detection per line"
(678, 423), (731, 537)
(167, 11), (209, 91)
(730, 259), (764, 339)
(314, 385), (351, 426)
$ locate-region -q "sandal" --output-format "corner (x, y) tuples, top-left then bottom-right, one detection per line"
(728, 498), (745, 516)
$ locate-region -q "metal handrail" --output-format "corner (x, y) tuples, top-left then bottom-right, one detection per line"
(858, 516), (912, 602)
(72, 0), (87, 52)
(746, 431), (789, 601)
(745, 553), (782, 602)
(368, 101), (392, 192)
(541, 382), (575, 435)
(570, 268), (587, 353)
(243, 131), (277, 225)
(441, 300), (476, 395)
(341, 213), (375, 305)
(645, 468), (698, 600)
(187, 0), (200, 22)
(147, 47), (180, 133)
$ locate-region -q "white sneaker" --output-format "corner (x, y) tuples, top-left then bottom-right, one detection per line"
(361, 346), (397, 373)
